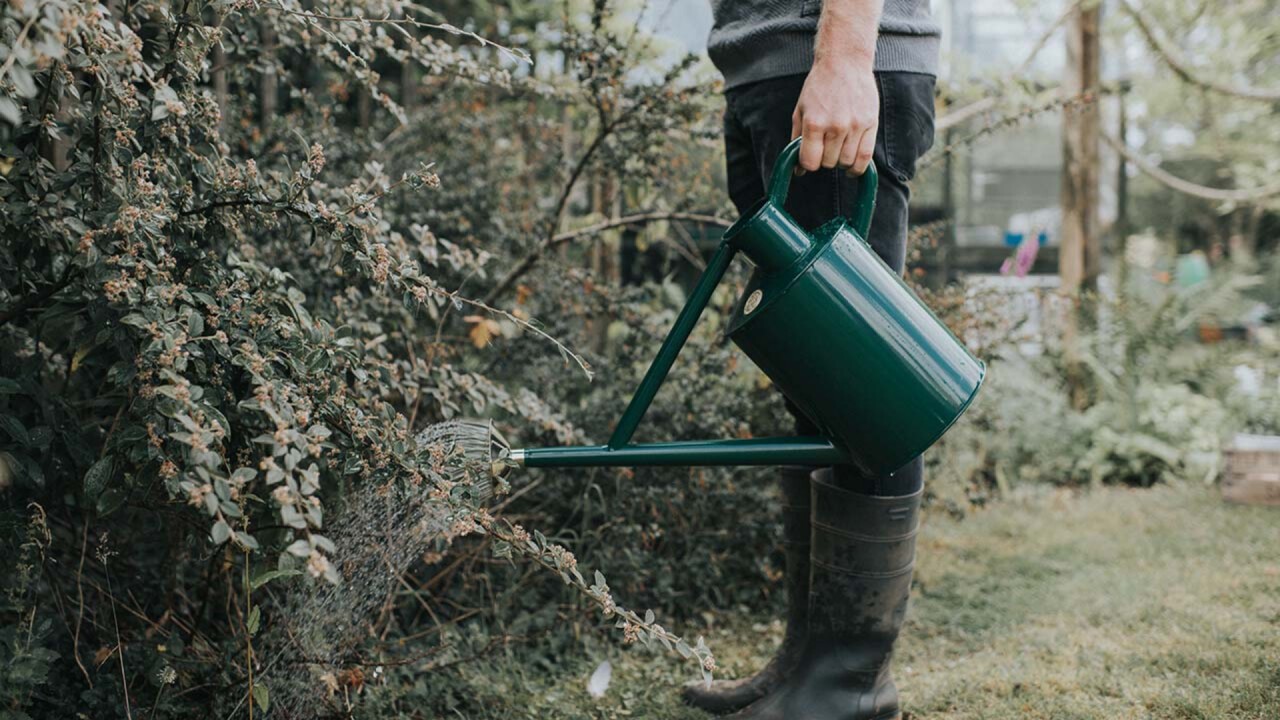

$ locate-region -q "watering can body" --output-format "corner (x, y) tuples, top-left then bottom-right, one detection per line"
(511, 138), (984, 476)
(723, 180), (984, 475)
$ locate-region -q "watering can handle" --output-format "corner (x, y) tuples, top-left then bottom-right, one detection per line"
(767, 137), (878, 240)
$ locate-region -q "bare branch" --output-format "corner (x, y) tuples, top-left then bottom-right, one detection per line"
(936, 0), (1081, 132)
(481, 121), (616, 306)
(1120, 0), (1280, 102)
(263, 2), (531, 64)
(1102, 132), (1280, 203)
(937, 97), (996, 132)
(0, 6), (43, 85)
(548, 211), (731, 248)
(924, 90), (1109, 173)
(550, 211), (730, 270)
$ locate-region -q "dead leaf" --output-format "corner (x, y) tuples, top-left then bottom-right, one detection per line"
(465, 315), (502, 349)
(338, 667), (365, 691)
(319, 671), (339, 696)
(71, 345), (92, 373)
(93, 645), (115, 667)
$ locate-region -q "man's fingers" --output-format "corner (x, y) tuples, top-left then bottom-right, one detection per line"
(837, 134), (861, 170)
(849, 127), (877, 176)
(799, 119), (827, 173)
(820, 127), (846, 169)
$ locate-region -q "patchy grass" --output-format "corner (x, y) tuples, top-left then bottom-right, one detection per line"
(446, 484), (1280, 718)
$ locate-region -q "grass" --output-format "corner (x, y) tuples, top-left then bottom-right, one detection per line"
(448, 484), (1280, 719)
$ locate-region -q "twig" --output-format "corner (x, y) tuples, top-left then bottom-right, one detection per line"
(72, 520), (92, 688)
(179, 197), (309, 219)
(549, 211), (731, 249)
(669, 220), (710, 271)
(1120, 0), (1280, 102)
(483, 124), (617, 305)
(1013, 0), (1081, 78)
(103, 559), (133, 719)
(0, 7), (42, 84)
(145, 683), (168, 720)
(487, 208), (729, 306)
(490, 478), (545, 517)
(920, 88), (1116, 174)
(427, 286), (594, 380)
(264, 2), (531, 64)
(935, 0), (1081, 132)
(244, 551), (254, 720)
(936, 97), (997, 133)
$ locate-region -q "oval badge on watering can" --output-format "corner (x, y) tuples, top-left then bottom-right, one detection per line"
(724, 138), (985, 476)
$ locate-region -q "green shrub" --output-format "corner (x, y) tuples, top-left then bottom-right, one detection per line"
(929, 253), (1277, 503)
(0, 1), (726, 715)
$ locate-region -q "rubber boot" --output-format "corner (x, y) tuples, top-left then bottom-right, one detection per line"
(725, 469), (922, 720)
(682, 466), (812, 713)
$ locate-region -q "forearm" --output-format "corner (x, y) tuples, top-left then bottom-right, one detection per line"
(792, 0), (883, 174)
(814, 0), (883, 70)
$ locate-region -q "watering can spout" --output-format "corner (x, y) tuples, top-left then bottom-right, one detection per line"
(509, 437), (849, 468)
(725, 202), (809, 274)
(509, 137), (985, 476)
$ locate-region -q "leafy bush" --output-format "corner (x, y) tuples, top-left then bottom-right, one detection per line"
(930, 252), (1277, 504)
(1, 1), (732, 716)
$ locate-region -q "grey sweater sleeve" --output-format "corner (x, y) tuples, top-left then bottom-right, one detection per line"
(708, 0), (940, 89)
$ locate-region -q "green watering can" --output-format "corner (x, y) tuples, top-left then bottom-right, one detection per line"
(509, 138), (985, 477)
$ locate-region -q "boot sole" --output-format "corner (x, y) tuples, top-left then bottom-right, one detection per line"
(680, 680), (770, 715)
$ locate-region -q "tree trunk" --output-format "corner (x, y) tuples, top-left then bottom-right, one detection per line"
(1115, 85), (1128, 242)
(401, 62), (418, 116)
(941, 125), (956, 284)
(212, 43), (228, 135)
(1060, 1), (1102, 409)
(260, 24), (277, 124)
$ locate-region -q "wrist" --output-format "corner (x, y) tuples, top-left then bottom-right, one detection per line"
(814, 40), (876, 72)
(814, 49), (875, 75)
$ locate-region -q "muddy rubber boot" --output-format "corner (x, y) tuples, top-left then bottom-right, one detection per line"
(724, 469), (921, 720)
(682, 466), (812, 713)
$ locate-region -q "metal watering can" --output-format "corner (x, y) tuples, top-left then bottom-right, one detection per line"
(508, 138), (985, 477)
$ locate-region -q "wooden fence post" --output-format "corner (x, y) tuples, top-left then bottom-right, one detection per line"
(1060, 0), (1102, 408)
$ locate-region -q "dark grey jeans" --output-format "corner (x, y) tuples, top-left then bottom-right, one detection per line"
(723, 71), (936, 496)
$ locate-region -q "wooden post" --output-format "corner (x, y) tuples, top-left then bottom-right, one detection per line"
(358, 89), (372, 129)
(212, 43), (228, 135)
(401, 62), (418, 116)
(1060, 0), (1101, 408)
(941, 124), (955, 284)
(260, 24), (277, 124)
(1060, 1), (1101, 292)
(1115, 81), (1129, 242)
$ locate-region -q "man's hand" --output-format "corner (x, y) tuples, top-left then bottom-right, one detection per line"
(791, 0), (883, 176)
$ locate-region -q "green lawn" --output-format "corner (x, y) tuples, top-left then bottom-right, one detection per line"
(455, 485), (1280, 719)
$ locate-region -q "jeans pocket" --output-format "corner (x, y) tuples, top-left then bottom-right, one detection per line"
(878, 73), (937, 183)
